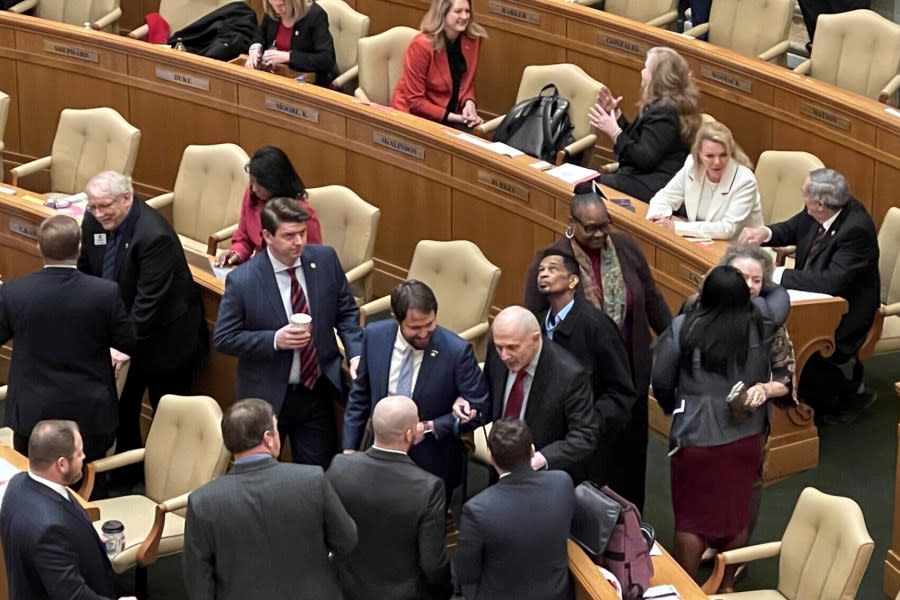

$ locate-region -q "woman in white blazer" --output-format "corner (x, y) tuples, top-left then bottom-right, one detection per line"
(646, 121), (763, 241)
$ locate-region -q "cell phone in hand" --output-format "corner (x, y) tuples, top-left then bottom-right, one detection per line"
(611, 198), (635, 212)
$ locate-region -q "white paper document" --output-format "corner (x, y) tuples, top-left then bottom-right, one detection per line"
(545, 163), (600, 185)
(787, 289), (834, 303)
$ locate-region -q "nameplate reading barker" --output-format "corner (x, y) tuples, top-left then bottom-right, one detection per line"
(372, 133), (425, 160)
(478, 170), (529, 202)
(487, 1), (540, 24)
(43, 41), (98, 63)
(700, 65), (752, 93)
(601, 35), (644, 56)
(154, 67), (210, 91)
(799, 104), (851, 131)
(265, 97), (319, 123)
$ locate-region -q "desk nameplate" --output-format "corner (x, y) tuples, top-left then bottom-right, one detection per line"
(487, 1), (541, 24)
(799, 103), (851, 131)
(264, 97), (319, 123)
(154, 67), (210, 91)
(372, 132), (425, 160)
(477, 169), (529, 202)
(600, 34), (645, 56)
(8, 220), (37, 240)
(42, 40), (98, 63)
(700, 64), (752, 93)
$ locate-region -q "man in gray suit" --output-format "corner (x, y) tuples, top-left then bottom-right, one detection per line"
(328, 396), (451, 600)
(182, 398), (357, 600)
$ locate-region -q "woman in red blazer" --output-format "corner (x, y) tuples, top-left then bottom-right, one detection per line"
(391, 0), (487, 128)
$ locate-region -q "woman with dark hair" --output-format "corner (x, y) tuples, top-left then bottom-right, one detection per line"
(215, 146), (322, 267)
(652, 265), (784, 593)
(523, 191), (671, 511)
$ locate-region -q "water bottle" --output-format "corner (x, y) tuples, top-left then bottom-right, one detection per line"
(101, 520), (125, 557)
(174, 38), (186, 52)
(83, 21), (92, 29)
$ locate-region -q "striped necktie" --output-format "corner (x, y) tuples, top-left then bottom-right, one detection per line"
(288, 268), (320, 389)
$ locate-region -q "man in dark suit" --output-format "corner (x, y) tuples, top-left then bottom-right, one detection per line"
(328, 395), (451, 600)
(484, 306), (597, 477)
(0, 215), (134, 461)
(740, 167), (880, 421)
(183, 398), (357, 600)
(0, 420), (136, 600)
(455, 418), (575, 600)
(535, 249), (635, 488)
(214, 196), (363, 466)
(78, 171), (206, 462)
(342, 280), (488, 491)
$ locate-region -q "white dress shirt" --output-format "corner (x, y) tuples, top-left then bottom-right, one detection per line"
(28, 471), (70, 501)
(268, 249), (310, 384)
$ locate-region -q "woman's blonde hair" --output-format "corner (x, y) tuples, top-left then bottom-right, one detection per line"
(420, 0), (487, 52)
(265, 0), (312, 22)
(690, 121), (753, 170)
(640, 47), (701, 147)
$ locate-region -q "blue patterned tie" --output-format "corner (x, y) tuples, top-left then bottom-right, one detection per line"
(396, 348), (414, 397)
(102, 232), (118, 280)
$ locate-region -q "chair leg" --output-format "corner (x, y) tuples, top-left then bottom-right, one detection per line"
(135, 565), (148, 599)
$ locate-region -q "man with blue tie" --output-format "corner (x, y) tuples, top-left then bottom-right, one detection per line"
(214, 197), (363, 466)
(342, 280), (489, 492)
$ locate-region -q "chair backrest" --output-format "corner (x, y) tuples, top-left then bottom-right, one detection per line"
(406, 240), (501, 337)
(49, 107), (141, 195)
(604, 0), (676, 23)
(318, 0), (370, 76)
(143, 394), (229, 503)
(810, 9), (900, 100)
(356, 26), (418, 105)
(777, 487), (874, 600)
(516, 64), (605, 141)
(0, 91), (8, 182)
(34, 0), (120, 31)
(171, 143), (249, 244)
(755, 151), (825, 225)
(707, 0), (792, 58)
(159, 0), (235, 33)
(879, 207), (900, 306)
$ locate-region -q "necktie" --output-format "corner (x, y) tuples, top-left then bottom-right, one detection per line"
(808, 224), (827, 258)
(288, 268), (320, 389)
(395, 347), (414, 397)
(503, 370), (528, 419)
(102, 232), (118, 280)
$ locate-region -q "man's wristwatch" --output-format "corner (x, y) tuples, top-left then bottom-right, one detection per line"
(422, 421), (434, 436)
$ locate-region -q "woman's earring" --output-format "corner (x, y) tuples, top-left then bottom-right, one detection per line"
(565, 225), (575, 239)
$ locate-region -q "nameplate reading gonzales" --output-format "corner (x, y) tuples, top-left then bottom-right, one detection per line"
(43, 40), (98, 63)
(478, 170), (529, 202)
(487, 1), (540, 24)
(265, 97), (319, 123)
(799, 104), (851, 131)
(154, 67), (210, 91)
(601, 36), (644, 56)
(372, 133), (425, 160)
(700, 65), (752, 93)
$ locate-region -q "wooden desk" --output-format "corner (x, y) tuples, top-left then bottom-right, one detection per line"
(228, 54), (316, 83)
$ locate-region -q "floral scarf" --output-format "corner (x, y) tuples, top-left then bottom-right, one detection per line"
(569, 236), (628, 328)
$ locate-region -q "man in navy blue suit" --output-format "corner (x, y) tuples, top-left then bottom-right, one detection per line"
(214, 197), (363, 466)
(342, 280), (489, 492)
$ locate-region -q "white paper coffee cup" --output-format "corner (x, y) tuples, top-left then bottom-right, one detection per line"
(290, 313), (312, 331)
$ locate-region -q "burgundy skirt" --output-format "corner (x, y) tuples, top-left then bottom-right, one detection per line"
(670, 434), (763, 539)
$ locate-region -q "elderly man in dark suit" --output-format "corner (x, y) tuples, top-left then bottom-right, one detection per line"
(342, 279), (488, 491)
(455, 418), (575, 600)
(183, 398), (357, 600)
(0, 215), (134, 461)
(0, 420), (136, 600)
(484, 305), (597, 477)
(214, 196), (363, 466)
(78, 171), (206, 465)
(740, 167), (880, 422)
(328, 395), (451, 600)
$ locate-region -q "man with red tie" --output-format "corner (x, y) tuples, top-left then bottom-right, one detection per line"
(482, 306), (597, 478)
(214, 196), (363, 466)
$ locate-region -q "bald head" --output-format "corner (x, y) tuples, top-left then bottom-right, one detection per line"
(372, 396), (420, 449)
(491, 306), (542, 373)
(493, 306), (540, 335)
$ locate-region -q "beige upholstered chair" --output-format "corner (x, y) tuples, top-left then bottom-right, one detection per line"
(82, 395), (229, 591)
(703, 487), (873, 599)
(793, 10), (900, 104)
(354, 26), (418, 105)
(682, 0), (792, 63)
(129, 0), (235, 40)
(10, 107), (140, 197)
(0, 91), (8, 183)
(857, 207), (900, 360)
(359, 240), (501, 356)
(146, 143), (249, 256)
(318, 0), (370, 90)
(306, 185), (380, 304)
(603, 0), (678, 27)
(476, 64), (604, 165)
(8, 0), (122, 32)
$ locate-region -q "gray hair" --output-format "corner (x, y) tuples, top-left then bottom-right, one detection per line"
(85, 171), (133, 199)
(803, 168), (849, 209)
(721, 244), (775, 293)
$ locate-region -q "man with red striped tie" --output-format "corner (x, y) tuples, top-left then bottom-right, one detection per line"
(214, 196), (363, 467)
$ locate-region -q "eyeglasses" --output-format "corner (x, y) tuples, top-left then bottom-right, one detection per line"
(86, 194), (125, 214)
(571, 214), (610, 235)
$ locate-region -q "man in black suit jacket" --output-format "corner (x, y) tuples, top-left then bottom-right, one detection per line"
(78, 171), (206, 461)
(740, 168), (880, 418)
(183, 398), (357, 600)
(0, 215), (135, 461)
(0, 420), (135, 600)
(455, 419), (575, 600)
(328, 395), (451, 600)
(484, 306), (597, 477)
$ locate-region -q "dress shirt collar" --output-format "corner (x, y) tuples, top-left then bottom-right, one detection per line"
(821, 209), (842, 233)
(43, 264), (78, 270)
(393, 327), (425, 357)
(28, 471), (70, 501)
(545, 298), (575, 339)
(233, 452), (273, 466)
(267, 247), (303, 273)
(371, 444), (408, 456)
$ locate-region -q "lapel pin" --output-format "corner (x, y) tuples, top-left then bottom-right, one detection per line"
(124, 242), (129, 249)
(310, 262), (317, 269)
(430, 349), (439, 357)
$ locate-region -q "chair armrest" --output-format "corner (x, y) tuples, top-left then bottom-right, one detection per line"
(359, 295), (390, 325)
(91, 448), (146, 473)
(774, 246), (796, 267)
(354, 88), (371, 103)
(0, 385), (7, 402)
(7, 0), (37, 13)
(555, 133), (597, 165)
(882, 301), (900, 317)
(474, 115), (504, 137)
(332, 65), (359, 89)
(92, 6), (122, 30)
(758, 40), (791, 62)
(646, 10), (678, 28)
(344, 259), (374, 284)
(136, 491), (191, 566)
(457, 322), (489, 343)
(10, 156), (52, 187)
(681, 22), (709, 38)
(600, 161), (619, 174)
(701, 541), (782, 593)
(206, 223), (237, 256)
(145, 192), (174, 210)
(879, 74), (900, 104)
(129, 24), (149, 39)
(793, 60), (812, 75)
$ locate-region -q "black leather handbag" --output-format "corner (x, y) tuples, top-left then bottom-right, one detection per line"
(492, 83), (576, 163)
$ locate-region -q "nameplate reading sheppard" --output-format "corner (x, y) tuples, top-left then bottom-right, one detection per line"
(373, 133), (425, 160)
(265, 97), (320, 123)
(155, 67), (211, 91)
(43, 41), (99, 63)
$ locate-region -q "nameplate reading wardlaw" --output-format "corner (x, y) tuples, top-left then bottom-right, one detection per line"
(43, 40), (98, 63)
(700, 65), (752, 93)
(487, 1), (540, 24)
(372, 133), (425, 160)
(9, 221), (37, 241)
(799, 104), (851, 131)
(265, 97), (319, 123)
(154, 67), (210, 91)
(478, 170), (529, 202)
(601, 36), (644, 56)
